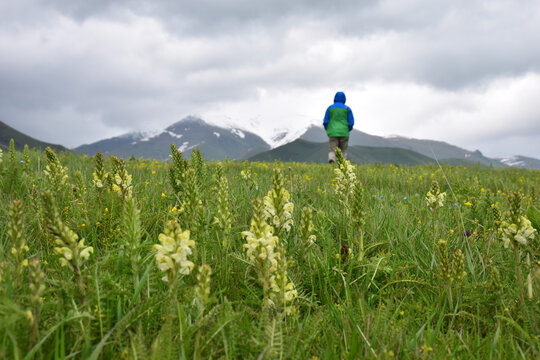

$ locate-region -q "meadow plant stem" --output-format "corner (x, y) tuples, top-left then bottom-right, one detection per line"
(94, 267), (104, 339)
(358, 229), (364, 260)
(512, 245), (527, 321)
(289, 166), (293, 195)
(28, 309), (39, 352)
(433, 208), (438, 241)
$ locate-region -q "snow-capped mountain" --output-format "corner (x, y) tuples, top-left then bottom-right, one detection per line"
(75, 116), (269, 160)
(499, 155), (540, 169)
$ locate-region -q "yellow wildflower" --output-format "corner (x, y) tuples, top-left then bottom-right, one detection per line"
(153, 221), (195, 283)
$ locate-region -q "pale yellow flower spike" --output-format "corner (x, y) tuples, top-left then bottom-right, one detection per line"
(263, 168), (294, 235)
(499, 216), (536, 248)
(153, 221), (196, 284)
(426, 180), (446, 210)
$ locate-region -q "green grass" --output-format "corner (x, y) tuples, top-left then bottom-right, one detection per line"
(0, 143), (539, 359)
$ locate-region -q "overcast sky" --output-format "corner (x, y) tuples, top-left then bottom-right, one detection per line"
(1, 0), (540, 158)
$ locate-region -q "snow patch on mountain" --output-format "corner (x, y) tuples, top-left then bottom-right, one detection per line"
(213, 132), (220, 138)
(268, 124), (313, 148)
(139, 128), (165, 142)
(384, 134), (406, 139)
(166, 130), (183, 139)
(134, 128), (184, 143)
(178, 141), (198, 153)
(231, 128), (245, 138)
(203, 114), (318, 148)
(116, 131), (148, 143)
(500, 156), (527, 167)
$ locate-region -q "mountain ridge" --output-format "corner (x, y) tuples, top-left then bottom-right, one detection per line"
(0, 121), (68, 152)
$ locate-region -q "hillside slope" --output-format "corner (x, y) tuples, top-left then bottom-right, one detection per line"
(0, 121), (68, 152)
(248, 139), (438, 165)
(300, 125), (505, 167)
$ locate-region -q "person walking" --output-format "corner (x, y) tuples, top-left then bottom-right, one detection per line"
(323, 91), (355, 163)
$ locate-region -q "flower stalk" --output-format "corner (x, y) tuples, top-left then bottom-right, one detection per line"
(242, 199), (297, 313)
(299, 206), (316, 247)
(8, 200), (28, 287)
(111, 156), (133, 202)
(499, 191), (536, 318)
(23, 144), (31, 174)
(333, 148), (357, 211)
(42, 190), (93, 296)
(44, 147), (68, 189)
(426, 180), (446, 239)
(168, 144), (189, 197)
(92, 152), (108, 206)
(264, 168), (294, 237)
(213, 163), (232, 247)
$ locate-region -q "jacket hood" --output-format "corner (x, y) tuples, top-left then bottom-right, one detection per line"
(334, 91), (346, 104)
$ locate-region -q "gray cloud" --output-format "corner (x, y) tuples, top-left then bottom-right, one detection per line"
(1, 0), (539, 157)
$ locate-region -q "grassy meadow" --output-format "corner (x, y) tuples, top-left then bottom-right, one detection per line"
(0, 140), (539, 359)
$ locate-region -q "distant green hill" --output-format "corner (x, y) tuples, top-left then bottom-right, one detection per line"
(0, 121), (68, 152)
(248, 139), (440, 165)
(300, 125), (506, 167)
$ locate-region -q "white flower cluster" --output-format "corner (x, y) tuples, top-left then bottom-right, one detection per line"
(426, 191), (446, 208)
(499, 216), (536, 248)
(154, 221), (195, 283)
(263, 169), (294, 234)
(264, 188), (294, 233)
(240, 169), (252, 181)
(53, 225), (93, 270)
(333, 160), (357, 204)
(426, 181), (446, 209)
(242, 218), (279, 274)
(92, 172), (106, 189)
(112, 170), (133, 199)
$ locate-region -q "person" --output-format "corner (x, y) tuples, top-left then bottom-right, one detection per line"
(323, 91), (355, 163)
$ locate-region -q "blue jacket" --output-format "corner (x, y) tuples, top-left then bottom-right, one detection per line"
(323, 92), (354, 137)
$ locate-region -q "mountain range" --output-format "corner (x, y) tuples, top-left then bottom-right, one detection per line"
(1, 117), (539, 169)
(73, 117), (538, 168)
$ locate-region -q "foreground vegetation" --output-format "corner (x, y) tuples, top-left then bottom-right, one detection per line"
(1, 140), (539, 359)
